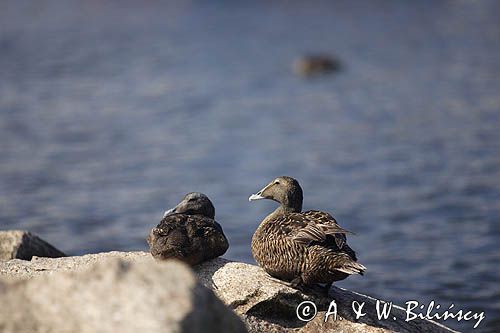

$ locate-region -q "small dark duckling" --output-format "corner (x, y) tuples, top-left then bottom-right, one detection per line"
(249, 176), (365, 292)
(147, 192), (229, 266)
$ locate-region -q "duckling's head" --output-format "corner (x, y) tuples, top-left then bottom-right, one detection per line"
(163, 192), (215, 219)
(249, 176), (303, 212)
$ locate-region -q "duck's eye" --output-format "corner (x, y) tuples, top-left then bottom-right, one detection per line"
(274, 180), (280, 185)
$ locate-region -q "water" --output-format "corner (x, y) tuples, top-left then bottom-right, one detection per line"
(1, 0), (499, 331)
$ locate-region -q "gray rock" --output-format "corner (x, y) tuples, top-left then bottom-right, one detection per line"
(194, 258), (458, 333)
(0, 256), (247, 333)
(0, 230), (66, 261)
(0, 251), (457, 333)
(0, 250), (152, 278)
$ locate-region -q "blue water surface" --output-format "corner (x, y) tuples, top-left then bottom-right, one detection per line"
(1, 1), (499, 331)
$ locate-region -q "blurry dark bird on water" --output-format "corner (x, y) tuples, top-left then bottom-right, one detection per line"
(147, 192), (229, 266)
(249, 176), (365, 292)
(293, 54), (340, 76)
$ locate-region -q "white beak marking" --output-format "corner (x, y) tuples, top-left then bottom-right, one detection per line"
(249, 193), (265, 201)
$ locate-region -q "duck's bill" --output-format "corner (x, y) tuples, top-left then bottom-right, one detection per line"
(249, 193), (265, 201)
(163, 207), (176, 217)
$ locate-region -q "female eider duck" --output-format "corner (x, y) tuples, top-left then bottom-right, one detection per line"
(147, 192), (229, 266)
(249, 176), (365, 291)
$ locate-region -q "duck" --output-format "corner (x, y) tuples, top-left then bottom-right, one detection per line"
(249, 176), (365, 291)
(147, 192), (229, 266)
(293, 54), (340, 76)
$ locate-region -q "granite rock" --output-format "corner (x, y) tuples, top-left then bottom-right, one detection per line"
(0, 230), (66, 261)
(0, 256), (247, 333)
(195, 258), (457, 333)
(0, 249), (457, 333)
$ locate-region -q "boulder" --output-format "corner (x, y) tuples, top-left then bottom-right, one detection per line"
(0, 256), (247, 333)
(195, 258), (458, 333)
(0, 250), (457, 333)
(0, 230), (66, 261)
(0, 250), (151, 278)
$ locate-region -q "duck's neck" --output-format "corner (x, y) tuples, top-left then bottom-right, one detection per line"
(254, 202), (302, 241)
(280, 184), (303, 214)
(273, 202), (302, 216)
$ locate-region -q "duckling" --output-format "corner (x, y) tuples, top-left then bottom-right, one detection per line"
(147, 192), (229, 266)
(249, 176), (365, 292)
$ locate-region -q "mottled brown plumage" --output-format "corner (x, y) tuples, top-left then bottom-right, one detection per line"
(147, 192), (229, 266)
(249, 176), (365, 290)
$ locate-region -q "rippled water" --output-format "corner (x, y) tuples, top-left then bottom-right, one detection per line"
(1, 1), (499, 331)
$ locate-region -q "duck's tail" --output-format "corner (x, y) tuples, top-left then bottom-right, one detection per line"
(329, 253), (366, 276)
(336, 261), (366, 275)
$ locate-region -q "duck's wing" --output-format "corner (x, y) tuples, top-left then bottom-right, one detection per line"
(150, 214), (186, 236)
(185, 216), (229, 259)
(291, 210), (353, 249)
(147, 215), (190, 259)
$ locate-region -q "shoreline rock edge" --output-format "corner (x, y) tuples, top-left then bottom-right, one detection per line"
(0, 250), (457, 333)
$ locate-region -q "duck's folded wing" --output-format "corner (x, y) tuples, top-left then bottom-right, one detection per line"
(151, 215), (186, 236)
(303, 210), (354, 234)
(291, 210), (352, 248)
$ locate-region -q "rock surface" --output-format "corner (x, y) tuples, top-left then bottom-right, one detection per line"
(0, 255), (247, 333)
(0, 250), (151, 278)
(0, 230), (66, 261)
(195, 258), (458, 333)
(0, 252), (453, 333)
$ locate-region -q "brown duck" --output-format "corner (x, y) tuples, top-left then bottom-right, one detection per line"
(249, 176), (365, 291)
(147, 192), (229, 265)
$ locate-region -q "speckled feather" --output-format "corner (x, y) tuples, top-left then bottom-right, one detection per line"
(148, 192), (228, 266)
(148, 213), (228, 266)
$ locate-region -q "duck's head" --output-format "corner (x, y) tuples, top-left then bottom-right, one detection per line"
(249, 176), (303, 212)
(163, 192), (215, 219)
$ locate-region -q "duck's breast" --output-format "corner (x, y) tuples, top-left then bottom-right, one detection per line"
(251, 219), (306, 281)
